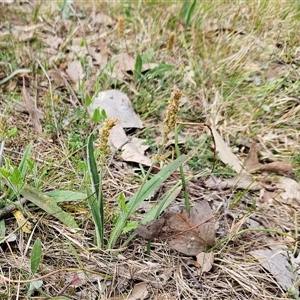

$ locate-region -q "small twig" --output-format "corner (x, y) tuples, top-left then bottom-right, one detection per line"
(0, 198), (28, 219)
(0, 267), (111, 284)
(179, 257), (203, 290)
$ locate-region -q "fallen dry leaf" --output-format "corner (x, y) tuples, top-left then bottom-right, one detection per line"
(109, 123), (151, 166)
(121, 137), (151, 166)
(43, 35), (64, 50)
(88, 90), (143, 128)
(47, 70), (65, 87)
(245, 142), (293, 173)
(135, 217), (165, 240)
(244, 142), (261, 171)
(250, 247), (299, 296)
(128, 282), (149, 300)
(195, 251), (214, 273)
(259, 188), (274, 204)
(205, 175), (261, 191)
(11, 24), (43, 42)
(166, 202), (215, 255)
(91, 12), (114, 26)
(257, 161), (293, 173)
(141, 62), (159, 73)
(22, 83), (43, 135)
(111, 52), (136, 80)
(210, 123), (243, 173)
(271, 177), (300, 206)
(66, 60), (85, 83)
(136, 201), (215, 256)
(87, 45), (108, 67)
(109, 53), (158, 80)
(12, 210), (32, 234)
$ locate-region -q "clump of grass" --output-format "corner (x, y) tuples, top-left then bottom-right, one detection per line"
(1, 1), (300, 298)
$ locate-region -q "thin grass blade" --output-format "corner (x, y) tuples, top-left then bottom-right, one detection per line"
(86, 134), (104, 248)
(20, 184), (79, 229)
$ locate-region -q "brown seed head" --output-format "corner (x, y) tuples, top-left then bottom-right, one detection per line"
(98, 118), (117, 159)
(118, 17), (125, 38)
(163, 89), (182, 142)
(166, 32), (175, 52)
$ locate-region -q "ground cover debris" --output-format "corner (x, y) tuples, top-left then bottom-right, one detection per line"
(0, 1), (300, 299)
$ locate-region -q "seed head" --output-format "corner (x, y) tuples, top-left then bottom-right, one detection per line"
(166, 32), (175, 52)
(117, 17), (125, 38)
(98, 118), (117, 161)
(0, 117), (8, 141)
(163, 89), (182, 142)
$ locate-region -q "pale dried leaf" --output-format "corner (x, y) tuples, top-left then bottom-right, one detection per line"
(111, 53), (135, 80)
(109, 122), (128, 149)
(66, 60), (85, 82)
(43, 35), (64, 49)
(141, 62), (159, 73)
(265, 64), (290, 80)
(195, 252), (214, 273)
(244, 142), (261, 171)
(22, 84), (43, 134)
(109, 123), (151, 166)
(88, 46), (107, 67)
(89, 90), (143, 128)
(122, 138), (151, 166)
(250, 248), (299, 296)
(259, 189), (274, 204)
(272, 177), (300, 206)
(91, 12), (114, 26)
(205, 175), (261, 191)
(243, 62), (261, 73)
(184, 69), (196, 86)
(11, 24), (42, 42)
(257, 161), (293, 173)
(68, 37), (89, 57)
(128, 282), (148, 300)
(210, 124), (243, 173)
(47, 70), (65, 86)
(12, 210), (32, 233)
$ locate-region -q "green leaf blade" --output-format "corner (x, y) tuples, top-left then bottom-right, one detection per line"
(107, 154), (187, 249)
(20, 184), (79, 229)
(30, 237), (42, 275)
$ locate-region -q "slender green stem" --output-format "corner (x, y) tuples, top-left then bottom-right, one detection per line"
(0, 69), (31, 85)
(146, 240), (151, 255)
(174, 124), (190, 213)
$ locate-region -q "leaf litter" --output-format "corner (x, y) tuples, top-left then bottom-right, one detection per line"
(88, 90), (152, 165)
(136, 200), (215, 256)
(1, 1), (300, 299)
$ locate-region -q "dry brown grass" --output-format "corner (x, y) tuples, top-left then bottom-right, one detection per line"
(0, 0), (299, 299)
